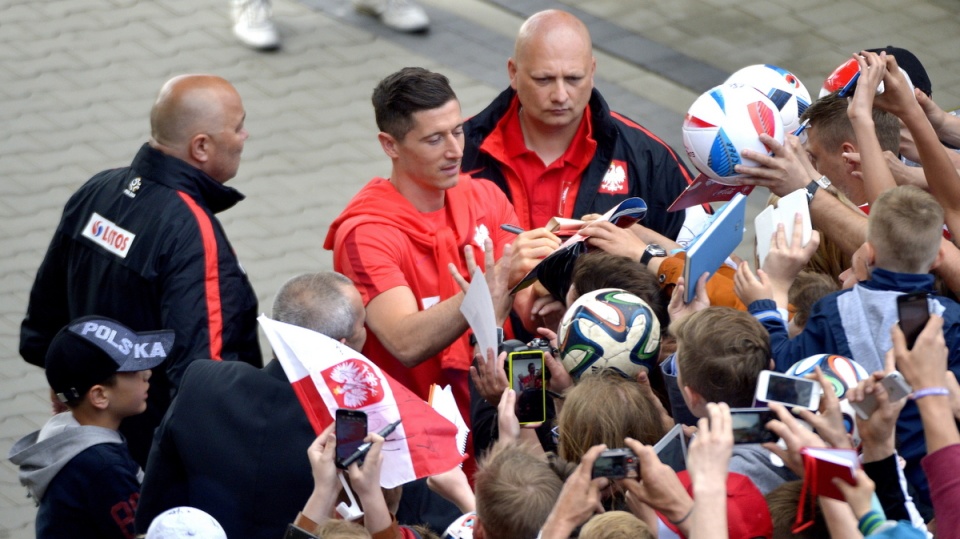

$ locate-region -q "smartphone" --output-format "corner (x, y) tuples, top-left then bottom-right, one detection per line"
(850, 371), (913, 420)
(730, 408), (779, 444)
(837, 70), (861, 97)
(592, 448), (638, 479)
(509, 350), (546, 424)
(755, 370), (821, 410)
(335, 409), (368, 469)
(898, 292), (930, 350)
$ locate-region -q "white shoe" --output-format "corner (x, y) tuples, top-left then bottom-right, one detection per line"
(231, 0), (280, 50)
(354, 0), (430, 33)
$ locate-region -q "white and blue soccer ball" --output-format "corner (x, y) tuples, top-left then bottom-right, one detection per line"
(787, 354), (870, 446)
(682, 83), (785, 186)
(725, 64), (811, 133)
(557, 288), (661, 380)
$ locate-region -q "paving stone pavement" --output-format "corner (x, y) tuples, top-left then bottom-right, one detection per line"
(1, 0), (958, 536)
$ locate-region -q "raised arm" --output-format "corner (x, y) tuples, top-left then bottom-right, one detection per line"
(875, 54), (960, 237)
(847, 51), (898, 205)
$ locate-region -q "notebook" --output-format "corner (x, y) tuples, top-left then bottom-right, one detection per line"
(682, 193), (748, 303)
(800, 447), (859, 500)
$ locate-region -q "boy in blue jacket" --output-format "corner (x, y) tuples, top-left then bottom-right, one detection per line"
(8, 317), (171, 539)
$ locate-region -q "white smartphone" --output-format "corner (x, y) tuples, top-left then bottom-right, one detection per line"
(850, 371), (913, 420)
(754, 370), (821, 410)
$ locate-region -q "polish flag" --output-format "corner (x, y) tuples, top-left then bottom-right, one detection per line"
(258, 315), (464, 488)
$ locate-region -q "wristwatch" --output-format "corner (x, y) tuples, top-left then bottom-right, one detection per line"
(805, 175), (831, 201)
(640, 244), (667, 267)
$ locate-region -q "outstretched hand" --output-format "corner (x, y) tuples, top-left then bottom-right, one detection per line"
(735, 134), (821, 197)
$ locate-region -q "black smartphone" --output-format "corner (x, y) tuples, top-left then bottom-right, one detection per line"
(730, 408), (779, 444)
(335, 409), (368, 469)
(509, 350), (546, 424)
(898, 292), (930, 350)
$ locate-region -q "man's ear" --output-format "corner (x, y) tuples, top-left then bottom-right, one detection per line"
(507, 58), (518, 91)
(378, 132), (400, 160)
(930, 242), (946, 271)
(87, 385), (110, 411)
(840, 141), (860, 170)
(189, 133), (212, 164)
(680, 384), (705, 413)
(862, 241), (877, 267)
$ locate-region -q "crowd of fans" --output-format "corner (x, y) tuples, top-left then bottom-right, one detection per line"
(10, 6), (960, 539)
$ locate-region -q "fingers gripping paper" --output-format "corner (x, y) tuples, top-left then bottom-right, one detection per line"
(258, 315), (464, 488)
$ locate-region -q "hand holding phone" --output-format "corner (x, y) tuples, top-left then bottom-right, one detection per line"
(850, 372), (912, 420)
(898, 292), (930, 350)
(755, 370), (821, 411)
(335, 409), (368, 470)
(508, 349), (546, 424)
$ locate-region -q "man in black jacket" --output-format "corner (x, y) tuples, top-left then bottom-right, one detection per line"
(463, 9), (704, 242)
(20, 74), (262, 465)
(134, 272), (368, 539)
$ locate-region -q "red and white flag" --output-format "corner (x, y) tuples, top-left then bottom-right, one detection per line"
(258, 315), (464, 488)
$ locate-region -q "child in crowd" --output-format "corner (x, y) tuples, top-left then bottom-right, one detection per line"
(8, 317), (172, 539)
(670, 307), (796, 494)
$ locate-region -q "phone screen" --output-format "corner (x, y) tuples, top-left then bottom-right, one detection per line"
(510, 351), (545, 424)
(335, 409), (368, 467)
(731, 409), (778, 444)
(898, 293), (929, 349)
(764, 373), (817, 408)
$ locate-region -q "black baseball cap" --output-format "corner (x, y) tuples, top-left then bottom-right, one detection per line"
(45, 316), (174, 404)
(866, 46), (932, 97)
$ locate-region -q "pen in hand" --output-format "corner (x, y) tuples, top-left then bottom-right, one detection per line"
(500, 224), (524, 235)
(340, 419), (402, 468)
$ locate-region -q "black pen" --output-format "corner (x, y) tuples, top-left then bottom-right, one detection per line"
(500, 224), (524, 235)
(341, 419), (401, 468)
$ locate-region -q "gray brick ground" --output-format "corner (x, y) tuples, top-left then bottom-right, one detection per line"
(2, 0), (958, 536)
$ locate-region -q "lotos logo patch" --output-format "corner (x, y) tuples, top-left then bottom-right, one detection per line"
(321, 359), (385, 408)
(81, 212), (136, 258)
(599, 160), (629, 195)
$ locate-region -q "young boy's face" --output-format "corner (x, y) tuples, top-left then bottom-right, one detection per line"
(110, 370), (151, 416)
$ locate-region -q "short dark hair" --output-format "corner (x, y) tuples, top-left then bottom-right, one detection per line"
(800, 92), (900, 154)
(571, 251), (669, 332)
(670, 307), (770, 407)
(788, 271), (838, 329)
(372, 67), (458, 140)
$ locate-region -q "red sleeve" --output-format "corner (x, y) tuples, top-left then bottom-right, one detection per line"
(922, 443), (960, 536)
(336, 225), (410, 306)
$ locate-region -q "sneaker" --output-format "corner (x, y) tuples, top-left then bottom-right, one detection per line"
(354, 0), (430, 33)
(231, 0), (280, 50)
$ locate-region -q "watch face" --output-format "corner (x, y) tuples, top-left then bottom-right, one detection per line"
(647, 245), (667, 257)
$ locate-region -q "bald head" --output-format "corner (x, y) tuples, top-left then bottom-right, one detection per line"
(514, 10), (592, 64)
(509, 10), (595, 134)
(150, 75), (236, 148)
(149, 75), (248, 183)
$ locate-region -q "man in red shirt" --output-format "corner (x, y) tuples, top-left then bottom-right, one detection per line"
(324, 68), (540, 431)
(463, 9), (707, 243)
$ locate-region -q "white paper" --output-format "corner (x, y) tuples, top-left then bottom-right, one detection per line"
(430, 384), (469, 458)
(459, 267), (498, 362)
(755, 188), (812, 268)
